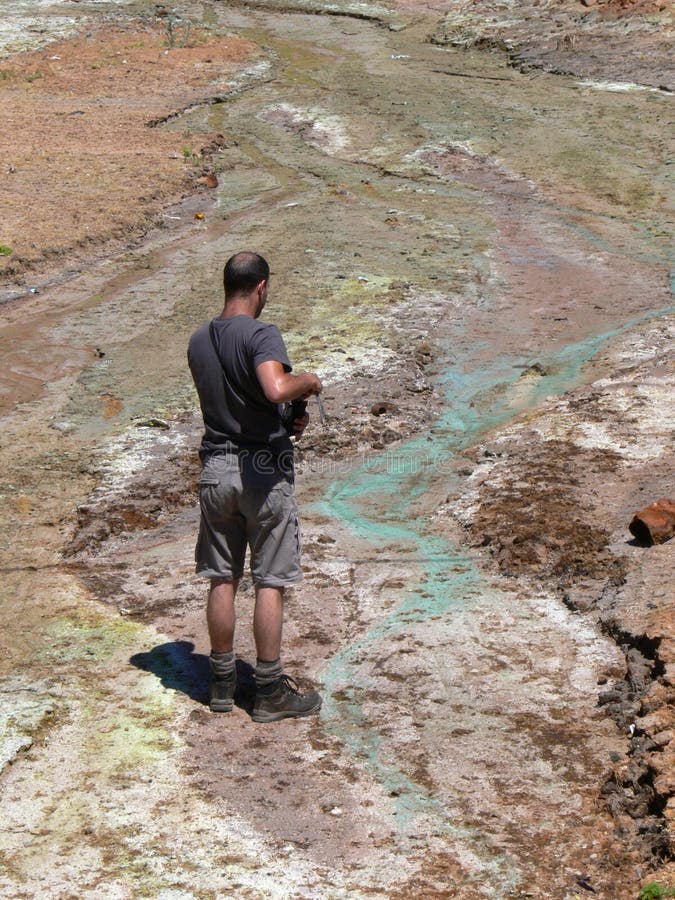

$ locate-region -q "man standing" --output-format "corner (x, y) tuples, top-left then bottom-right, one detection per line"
(188, 251), (323, 722)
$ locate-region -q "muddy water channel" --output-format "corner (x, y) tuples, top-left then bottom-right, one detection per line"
(0, 3), (673, 898)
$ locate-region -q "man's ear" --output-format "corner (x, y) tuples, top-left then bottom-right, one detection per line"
(254, 279), (268, 317)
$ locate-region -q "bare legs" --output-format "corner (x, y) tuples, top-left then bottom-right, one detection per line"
(207, 578), (321, 720)
(207, 578), (238, 653)
(253, 586), (283, 660)
(207, 578), (283, 659)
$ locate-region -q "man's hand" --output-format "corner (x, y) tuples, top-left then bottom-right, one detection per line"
(301, 374), (322, 398)
(256, 361), (322, 403)
(292, 412), (310, 440)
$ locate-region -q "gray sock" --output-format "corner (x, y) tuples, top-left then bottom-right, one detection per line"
(210, 650), (235, 678)
(255, 657), (283, 687)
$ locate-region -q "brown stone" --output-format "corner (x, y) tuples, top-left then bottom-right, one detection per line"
(629, 497), (675, 546)
(663, 663), (675, 689)
(640, 711), (673, 736)
(652, 730), (673, 749)
(197, 172), (218, 188)
(641, 681), (675, 715)
(653, 752), (675, 795)
(660, 638), (675, 666)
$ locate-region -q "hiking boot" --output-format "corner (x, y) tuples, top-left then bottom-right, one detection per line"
(252, 674), (322, 723)
(209, 663), (237, 713)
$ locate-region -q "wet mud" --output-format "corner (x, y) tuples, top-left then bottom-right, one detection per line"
(0, 1), (673, 898)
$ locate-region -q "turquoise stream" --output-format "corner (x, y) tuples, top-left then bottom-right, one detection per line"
(316, 301), (673, 872)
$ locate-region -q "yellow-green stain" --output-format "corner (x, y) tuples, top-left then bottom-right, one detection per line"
(46, 613), (140, 663)
(277, 275), (398, 366)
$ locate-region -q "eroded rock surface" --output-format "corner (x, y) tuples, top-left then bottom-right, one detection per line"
(0, 1), (673, 897)
(430, 0), (674, 89)
(443, 317), (675, 881)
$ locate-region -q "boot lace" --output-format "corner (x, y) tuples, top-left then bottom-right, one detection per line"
(278, 674), (301, 694)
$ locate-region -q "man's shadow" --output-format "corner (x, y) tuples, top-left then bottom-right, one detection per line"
(129, 640), (255, 713)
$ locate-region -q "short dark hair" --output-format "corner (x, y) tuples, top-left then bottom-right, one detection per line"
(223, 251), (269, 296)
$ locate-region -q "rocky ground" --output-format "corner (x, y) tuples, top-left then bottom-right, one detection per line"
(0, 1), (673, 898)
(437, 316), (675, 886)
(429, 0), (674, 90)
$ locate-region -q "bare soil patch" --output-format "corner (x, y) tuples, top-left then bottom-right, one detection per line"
(0, 21), (256, 289)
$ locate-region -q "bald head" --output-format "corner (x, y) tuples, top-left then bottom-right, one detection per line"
(223, 252), (270, 298)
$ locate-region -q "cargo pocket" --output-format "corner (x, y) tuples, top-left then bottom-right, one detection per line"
(256, 479), (293, 526)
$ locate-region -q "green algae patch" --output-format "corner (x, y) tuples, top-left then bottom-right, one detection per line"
(301, 273), (394, 331)
(84, 702), (176, 775)
(45, 611), (141, 664)
(280, 274), (404, 370)
(42, 609), (179, 770)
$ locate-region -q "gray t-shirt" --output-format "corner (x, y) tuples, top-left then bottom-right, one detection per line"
(188, 315), (294, 466)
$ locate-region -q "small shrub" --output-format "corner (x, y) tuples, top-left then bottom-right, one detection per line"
(639, 883), (675, 900)
(25, 69), (42, 83)
(0, 245), (12, 256)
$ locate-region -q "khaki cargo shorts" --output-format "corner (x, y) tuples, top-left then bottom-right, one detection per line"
(195, 454), (302, 587)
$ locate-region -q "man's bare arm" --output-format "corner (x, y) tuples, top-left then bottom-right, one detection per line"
(256, 360), (322, 404)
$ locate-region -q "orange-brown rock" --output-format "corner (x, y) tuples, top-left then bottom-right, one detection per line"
(629, 498), (675, 546)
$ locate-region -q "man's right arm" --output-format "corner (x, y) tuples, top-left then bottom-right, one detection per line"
(256, 360), (322, 404)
